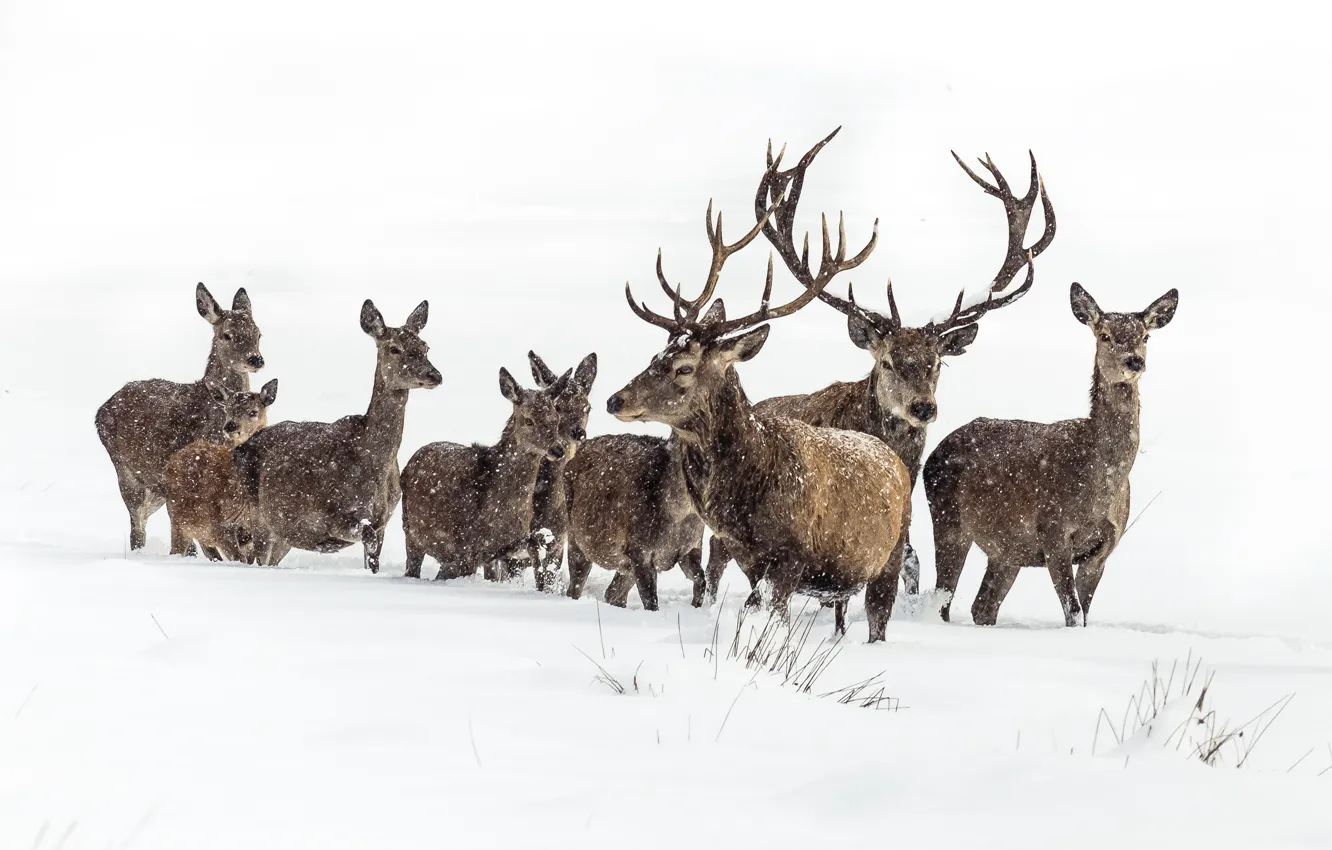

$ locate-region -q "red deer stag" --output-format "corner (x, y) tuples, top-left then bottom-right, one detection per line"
(164, 379), (278, 562)
(706, 130), (1056, 600)
(560, 433), (707, 610)
(234, 300), (441, 570)
(608, 153), (911, 641)
(400, 366), (573, 581)
(923, 283), (1179, 626)
(515, 351), (597, 592)
(95, 283), (264, 551)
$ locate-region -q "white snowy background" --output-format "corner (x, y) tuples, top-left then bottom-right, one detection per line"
(1, 0), (1330, 847)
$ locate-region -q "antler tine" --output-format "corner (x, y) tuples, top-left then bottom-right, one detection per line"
(655, 249), (677, 303)
(624, 280), (681, 332)
(931, 249), (1037, 334)
(684, 194), (782, 323)
(885, 280), (903, 330)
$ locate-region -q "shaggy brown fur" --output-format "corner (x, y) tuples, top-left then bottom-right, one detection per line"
(164, 379), (278, 562)
(95, 283), (264, 550)
(561, 433), (706, 610)
(924, 283), (1178, 626)
(401, 368), (571, 581)
(234, 300), (441, 572)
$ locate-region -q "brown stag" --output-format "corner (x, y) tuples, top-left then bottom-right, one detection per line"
(95, 283), (264, 551)
(706, 130), (1057, 600)
(234, 300), (441, 571)
(164, 378), (278, 562)
(923, 283), (1179, 626)
(607, 149), (911, 641)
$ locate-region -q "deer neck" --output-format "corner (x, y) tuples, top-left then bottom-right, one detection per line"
(362, 369), (410, 466)
(865, 371), (926, 482)
(486, 420), (546, 512)
(1089, 364), (1141, 478)
(675, 371), (769, 485)
(202, 347), (249, 393)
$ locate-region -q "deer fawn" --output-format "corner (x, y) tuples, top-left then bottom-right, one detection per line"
(516, 351), (597, 592)
(95, 283), (264, 551)
(164, 379), (278, 562)
(924, 283), (1179, 626)
(561, 433), (707, 610)
(608, 145), (912, 641)
(401, 367), (573, 581)
(234, 300), (441, 571)
(707, 130), (1057, 601)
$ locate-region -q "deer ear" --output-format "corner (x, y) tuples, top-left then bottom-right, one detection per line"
(259, 378), (279, 407)
(361, 300), (387, 339)
(720, 325), (770, 364)
(231, 287), (252, 314)
(499, 367), (522, 404)
(551, 368), (573, 395)
(939, 324), (980, 357)
(528, 351), (558, 388)
(404, 300), (429, 334)
(847, 314), (881, 351)
(699, 299), (727, 326)
(1070, 283), (1102, 326)
(573, 352), (598, 391)
(1141, 288), (1178, 330)
(204, 380), (228, 403)
(197, 283), (223, 325)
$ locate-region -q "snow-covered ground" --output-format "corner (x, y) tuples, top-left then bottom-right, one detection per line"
(2, 0), (1331, 846)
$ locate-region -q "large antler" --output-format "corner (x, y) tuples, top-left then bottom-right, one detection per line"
(929, 151), (1056, 334)
(754, 127), (881, 329)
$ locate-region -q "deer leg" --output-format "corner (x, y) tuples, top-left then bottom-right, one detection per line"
(865, 535), (907, 643)
(971, 561), (1020, 626)
(565, 541), (593, 600)
(169, 519), (192, 557)
(765, 562), (799, 623)
(678, 547), (706, 608)
(833, 601), (847, 636)
(404, 545), (425, 579)
(932, 529), (972, 623)
(900, 539), (921, 596)
(1045, 551), (1080, 627)
(704, 537), (731, 604)
(605, 572), (634, 608)
(631, 558), (660, 612)
(361, 523), (385, 575)
(1074, 539), (1114, 627)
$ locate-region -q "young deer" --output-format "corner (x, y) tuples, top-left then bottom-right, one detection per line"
(561, 433), (707, 610)
(706, 130), (1057, 599)
(609, 150), (911, 641)
(164, 379), (278, 562)
(234, 300), (441, 570)
(95, 283), (264, 551)
(518, 351), (597, 592)
(401, 368), (572, 581)
(924, 283), (1179, 626)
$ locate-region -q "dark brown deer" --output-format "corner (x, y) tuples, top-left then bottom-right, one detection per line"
(923, 283), (1179, 626)
(705, 131), (1056, 600)
(95, 283), (264, 551)
(608, 149), (911, 641)
(234, 300), (441, 571)
(518, 351), (597, 592)
(401, 367), (572, 581)
(561, 433), (707, 610)
(164, 379), (278, 562)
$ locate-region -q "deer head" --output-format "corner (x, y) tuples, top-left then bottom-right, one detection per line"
(609, 145), (876, 431)
(197, 283), (265, 373)
(1070, 284), (1179, 383)
(755, 129), (1057, 428)
(529, 351), (597, 457)
(500, 367), (570, 461)
(360, 300), (443, 391)
(207, 378), (279, 445)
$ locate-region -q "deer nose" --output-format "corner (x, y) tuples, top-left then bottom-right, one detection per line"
(223, 421), (239, 433)
(247, 355), (264, 370)
(1124, 355), (1145, 373)
(909, 401), (937, 423)
(424, 368), (443, 387)
(606, 395), (624, 414)
(571, 426), (587, 441)
(549, 445), (566, 460)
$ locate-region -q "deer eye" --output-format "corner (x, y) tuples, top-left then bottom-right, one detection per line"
(250, 412), (259, 418)
(389, 345), (402, 356)
(222, 332), (233, 341)
(1099, 333), (1111, 342)
(880, 360), (894, 371)
(524, 417), (535, 427)
(675, 365), (694, 376)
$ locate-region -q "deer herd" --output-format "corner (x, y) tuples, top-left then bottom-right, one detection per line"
(94, 128), (1179, 640)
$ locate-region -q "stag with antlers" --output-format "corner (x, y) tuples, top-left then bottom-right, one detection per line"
(706, 129), (1057, 599)
(607, 146), (911, 641)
